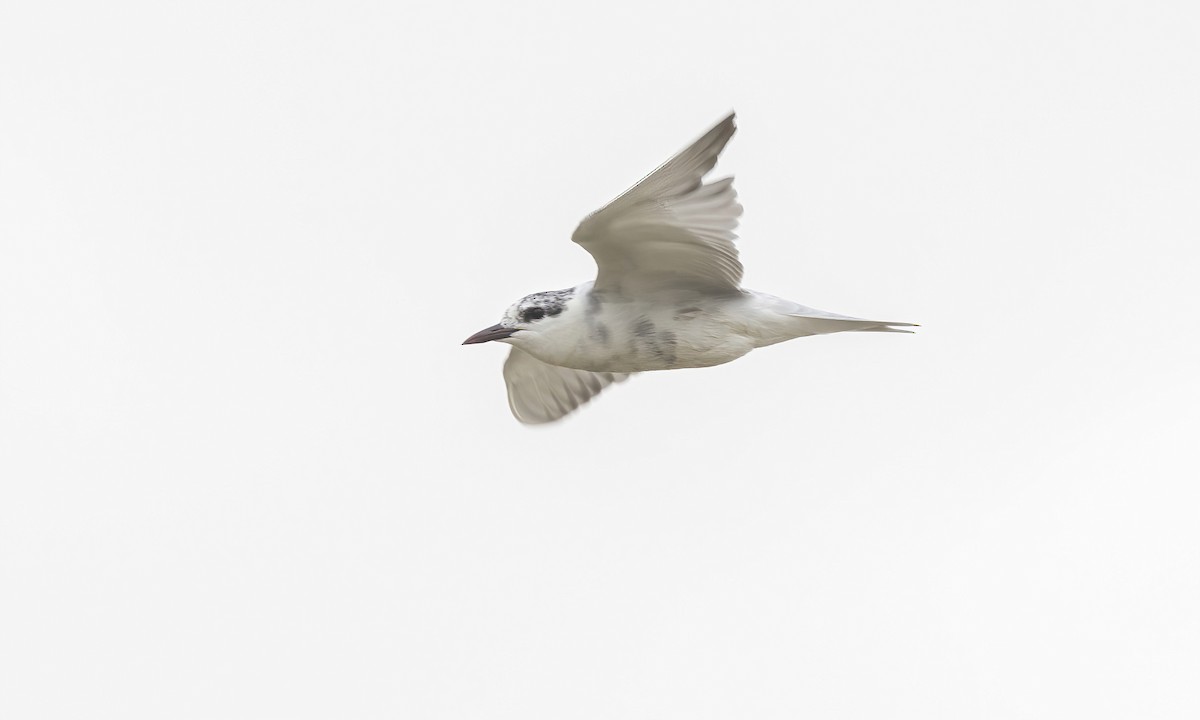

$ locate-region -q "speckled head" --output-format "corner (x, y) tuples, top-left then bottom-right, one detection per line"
(462, 288), (576, 345)
(504, 288), (575, 325)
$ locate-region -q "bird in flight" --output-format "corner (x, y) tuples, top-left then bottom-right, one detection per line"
(464, 112), (914, 424)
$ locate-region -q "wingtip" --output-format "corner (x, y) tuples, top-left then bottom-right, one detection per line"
(700, 111), (738, 152)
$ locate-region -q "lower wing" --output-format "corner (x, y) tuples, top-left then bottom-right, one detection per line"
(503, 348), (631, 424)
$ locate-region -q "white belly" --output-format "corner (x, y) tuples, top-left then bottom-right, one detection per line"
(542, 297), (758, 373)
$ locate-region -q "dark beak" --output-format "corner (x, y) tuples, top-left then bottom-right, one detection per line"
(462, 323), (516, 345)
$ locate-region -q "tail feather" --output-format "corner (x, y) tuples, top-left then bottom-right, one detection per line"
(786, 315), (918, 336)
(856, 324), (917, 334)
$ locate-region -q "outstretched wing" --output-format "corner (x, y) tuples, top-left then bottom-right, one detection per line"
(503, 348), (630, 424)
(571, 113), (743, 295)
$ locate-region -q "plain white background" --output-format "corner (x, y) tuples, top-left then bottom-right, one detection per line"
(2, 1), (1197, 718)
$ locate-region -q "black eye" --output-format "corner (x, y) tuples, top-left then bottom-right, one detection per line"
(523, 307), (545, 321)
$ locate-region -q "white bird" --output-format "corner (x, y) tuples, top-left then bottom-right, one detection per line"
(464, 112), (914, 424)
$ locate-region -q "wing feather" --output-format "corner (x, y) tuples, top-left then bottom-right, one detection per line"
(572, 113), (744, 294)
(503, 348), (630, 424)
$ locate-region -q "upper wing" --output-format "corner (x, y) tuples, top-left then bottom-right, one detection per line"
(571, 113), (744, 295)
(503, 348), (630, 424)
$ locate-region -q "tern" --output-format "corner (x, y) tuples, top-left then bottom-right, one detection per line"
(464, 112), (914, 424)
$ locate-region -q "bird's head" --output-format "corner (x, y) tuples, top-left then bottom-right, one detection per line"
(462, 288), (576, 348)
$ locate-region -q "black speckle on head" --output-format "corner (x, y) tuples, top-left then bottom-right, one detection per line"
(517, 287), (574, 323)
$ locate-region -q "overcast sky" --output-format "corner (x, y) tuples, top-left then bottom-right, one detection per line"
(2, 2), (1198, 718)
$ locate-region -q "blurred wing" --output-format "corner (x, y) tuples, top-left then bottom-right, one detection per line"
(503, 348), (630, 424)
(572, 113), (744, 295)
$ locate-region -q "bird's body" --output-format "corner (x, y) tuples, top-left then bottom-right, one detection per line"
(510, 283), (902, 374)
(464, 112), (914, 424)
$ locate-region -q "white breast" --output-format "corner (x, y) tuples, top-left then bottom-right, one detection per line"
(533, 290), (758, 373)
